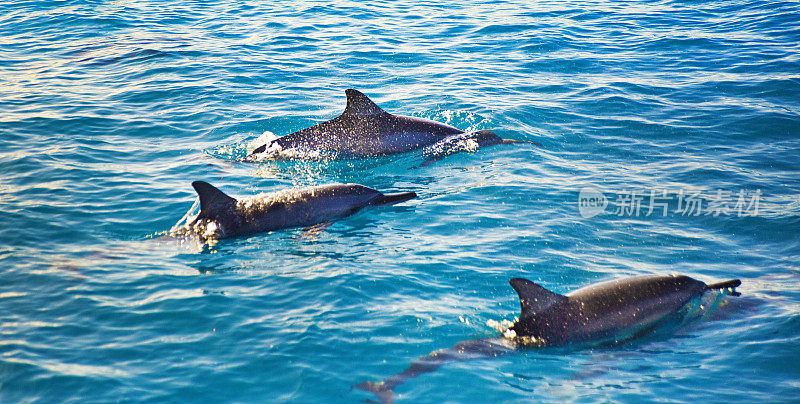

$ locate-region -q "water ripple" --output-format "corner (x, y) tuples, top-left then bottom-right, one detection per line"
(1, 0), (798, 402)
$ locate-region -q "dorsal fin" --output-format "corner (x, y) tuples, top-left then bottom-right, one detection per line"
(509, 278), (567, 319)
(192, 181), (237, 218)
(343, 89), (388, 116)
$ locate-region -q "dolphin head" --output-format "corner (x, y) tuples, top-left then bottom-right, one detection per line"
(464, 129), (541, 147)
(468, 130), (503, 147)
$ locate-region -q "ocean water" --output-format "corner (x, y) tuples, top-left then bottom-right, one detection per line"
(1, 0), (799, 402)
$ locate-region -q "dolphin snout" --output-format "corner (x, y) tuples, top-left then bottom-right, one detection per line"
(501, 139), (542, 147)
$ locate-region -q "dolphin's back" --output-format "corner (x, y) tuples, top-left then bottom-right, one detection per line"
(179, 182), (416, 239)
(567, 275), (707, 305)
(513, 275), (710, 345)
(271, 114), (461, 157)
(249, 89), (462, 158)
(567, 275), (707, 339)
(232, 184), (382, 235)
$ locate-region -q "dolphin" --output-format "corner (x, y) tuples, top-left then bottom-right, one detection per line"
(416, 129), (539, 167)
(244, 89), (528, 161)
(507, 274), (741, 345)
(171, 181), (416, 240)
(355, 274), (741, 403)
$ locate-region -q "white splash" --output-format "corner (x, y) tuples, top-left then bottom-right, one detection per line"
(486, 318), (515, 332)
(247, 131), (279, 153)
(247, 142), (327, 161)
(170, 198), (200, 232)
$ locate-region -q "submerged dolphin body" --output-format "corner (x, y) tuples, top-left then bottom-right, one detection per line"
(172, 181), (416, 240)
(417, 129), (536, 167)
(244, 89), (527, 161)
(356, 274), (741, 403)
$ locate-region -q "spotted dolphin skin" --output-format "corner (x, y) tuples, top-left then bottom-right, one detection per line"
(244, 89), (527, 161)
(172, 181), (416, 240)
(356, 274), (741, 403)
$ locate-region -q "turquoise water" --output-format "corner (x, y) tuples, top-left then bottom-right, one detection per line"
(2, 0), (799, 402)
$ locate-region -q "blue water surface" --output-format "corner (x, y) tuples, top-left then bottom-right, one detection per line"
(1, 0), (799, 402)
